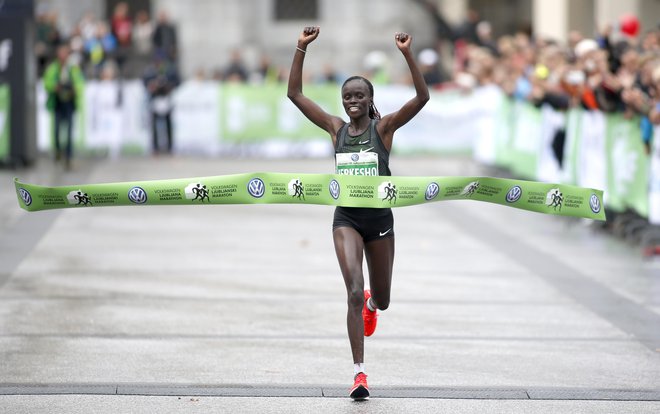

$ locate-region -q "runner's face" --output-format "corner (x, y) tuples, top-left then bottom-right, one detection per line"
(342, 80), (371, 119)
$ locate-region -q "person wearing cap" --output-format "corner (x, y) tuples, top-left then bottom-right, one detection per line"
(418, 48), (448, 87)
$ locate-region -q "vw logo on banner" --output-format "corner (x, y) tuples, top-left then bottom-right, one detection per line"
(18, 188), (32, 206)
(506, 185), (522, 203)
(248, 178), (265, 198)
(589, 194), (601, 213)
(425, 182), (440, 201)
(329, 179), (340, 200)
(128, 187), (148, 204)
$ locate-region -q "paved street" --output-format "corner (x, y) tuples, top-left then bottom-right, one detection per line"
(1, 155), (659, 413)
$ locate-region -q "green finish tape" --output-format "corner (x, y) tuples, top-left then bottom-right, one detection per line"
(14, 173), (605, 220)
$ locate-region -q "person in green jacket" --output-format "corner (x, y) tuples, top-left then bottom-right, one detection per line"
(43, 44), (84, 169)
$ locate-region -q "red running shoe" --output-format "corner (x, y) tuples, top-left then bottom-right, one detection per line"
(349, 372), (369, 400)
(363, 289), (378, 337)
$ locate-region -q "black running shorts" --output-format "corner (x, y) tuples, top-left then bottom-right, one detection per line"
(332, 206), (394, 243)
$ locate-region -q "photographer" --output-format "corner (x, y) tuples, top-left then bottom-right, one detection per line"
(142, 52), (180, 154)
(44, 44), (84, 169)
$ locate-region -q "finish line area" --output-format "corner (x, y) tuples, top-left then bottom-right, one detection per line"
(1, 156), (659, 414)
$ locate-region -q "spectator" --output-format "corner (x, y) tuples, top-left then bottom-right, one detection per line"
(132, 10), (153, 57)
(476, 21), (498, 56)
(67, 26), (85, 68)
(254, 54), (282, 84)
(223, 49), (249, 82)
(35, 10), (61, 76)
(152, 10), (178, 63)
(111, 2), (132, 47)
(211, 68), (224, 81)
(363, 50), (390, 84)
(465, 45), (496, 86)
(571, 38), (601, 110)
(142, 52), (180, 154)
(111, 1), (132, 76)
(418, 48), (448, 88)
(78, 11), (98, 43)
(649, 65), (660, 125)
(99, 59), (119, 81)
(315, 63), (343, 84)
(43, 44), (84, 170)
(84, 21), (117, 79)
(455, 8), (482, 45)
(124, 10), (154, 78)
(641, 30), (660, 53)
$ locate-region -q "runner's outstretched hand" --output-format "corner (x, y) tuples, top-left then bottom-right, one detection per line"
(298, 26), (320, 47)
(395, 32), (411, 52)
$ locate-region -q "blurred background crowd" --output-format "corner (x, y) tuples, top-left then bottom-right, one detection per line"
(33, 0), (660, 122)
(446, 6), (660, 158)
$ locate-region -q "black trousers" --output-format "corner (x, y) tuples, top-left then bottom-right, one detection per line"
(54, 103), (75, 160)
(152, 112), (173, 153)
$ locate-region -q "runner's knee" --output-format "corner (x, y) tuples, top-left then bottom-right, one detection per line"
(347, 288), (364, 310)
(373, 295), (389, 310)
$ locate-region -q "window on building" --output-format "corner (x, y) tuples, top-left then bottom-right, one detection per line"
(274, 0), (318, 21)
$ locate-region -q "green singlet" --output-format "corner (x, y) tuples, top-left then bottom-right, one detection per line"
(335, 119), (391, 177)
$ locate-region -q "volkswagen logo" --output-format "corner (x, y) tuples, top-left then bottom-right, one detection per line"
(506, 185), (522, 203)
(589, 194), (601, 213)
(351, 154), (359, 162)
(128, 186), (148, 204)
(248, 178), (265, 198)
(425, 182), (440, 201)
(329, 179), (340, 200)
(18, 188), (32, 206)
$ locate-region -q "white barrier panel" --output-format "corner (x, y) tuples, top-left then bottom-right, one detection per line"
(577, 110), (608, 199)
(378, 85), (488, 154)
(472, 85), (504, 165)
(84, 80), (149, 156)
(36, 81), (481, 156)
(648, 126), (660, 224)
(173, 80), (221, 155)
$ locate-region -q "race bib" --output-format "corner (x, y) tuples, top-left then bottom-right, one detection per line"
(336, 152), (379, 176)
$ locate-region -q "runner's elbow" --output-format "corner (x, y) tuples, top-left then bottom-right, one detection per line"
(287, 89), (301, 101)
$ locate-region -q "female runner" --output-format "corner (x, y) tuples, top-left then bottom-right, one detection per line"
(287, 26), (429, 400)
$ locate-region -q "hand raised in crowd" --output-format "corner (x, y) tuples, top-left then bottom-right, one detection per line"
(622, 87), (649, 112)
(298, 26), (320, 47)
(602, 72), (622, 91)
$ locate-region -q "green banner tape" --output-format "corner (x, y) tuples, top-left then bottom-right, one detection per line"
(14, 173), (606, 220)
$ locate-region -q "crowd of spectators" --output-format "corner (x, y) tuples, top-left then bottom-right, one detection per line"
(410, 2), (660, 239)
(36, 3), (660, 146)
(35, 2), (178, 80)
(431, 7), (660, 160)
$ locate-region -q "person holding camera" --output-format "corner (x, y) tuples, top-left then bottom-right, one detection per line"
(44, 44), (84, 169)
(142, 52), (180, 154)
